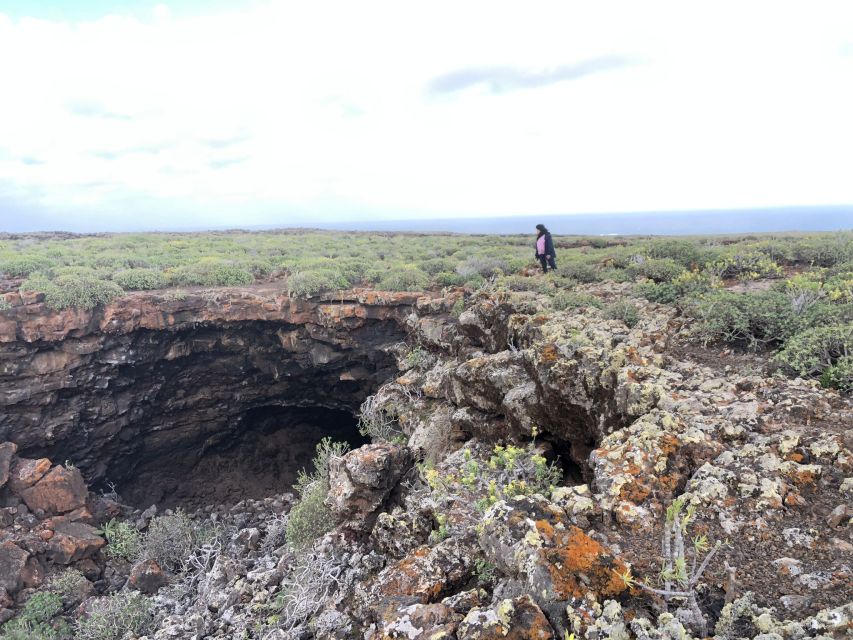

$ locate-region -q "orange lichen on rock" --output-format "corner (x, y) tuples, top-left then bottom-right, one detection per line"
(540, 525), (628, 600)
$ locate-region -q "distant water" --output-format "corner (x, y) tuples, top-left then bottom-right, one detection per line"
(314, 206), (852, 235)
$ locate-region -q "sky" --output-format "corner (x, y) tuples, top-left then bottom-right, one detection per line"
(0, 1), (852, 232)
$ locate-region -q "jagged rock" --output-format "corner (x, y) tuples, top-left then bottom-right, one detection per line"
(457, 594), (555, 639)
(19, 465), (88, 515)
(0, 442), (16, 488)
(327, 443), (412, 534)
(380, 603), (459, 639)
(479, 495), (627, 604)
(45, 520), (106, 564)
(6, 457), (52, 493)
(129, 559), (167, 594)
(371, 509), (432, 559)
(0, 541), (29, 593)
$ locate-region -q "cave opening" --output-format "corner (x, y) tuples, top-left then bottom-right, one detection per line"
(109, 405), (369, 510)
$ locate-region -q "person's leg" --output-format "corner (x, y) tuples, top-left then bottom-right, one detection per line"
(547, 256), (557, 272)
(538, 256), (548, 273)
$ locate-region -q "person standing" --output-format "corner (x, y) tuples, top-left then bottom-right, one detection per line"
(535, 224), (557, 273)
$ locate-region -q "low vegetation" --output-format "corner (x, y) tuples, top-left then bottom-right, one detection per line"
(1, 229), (851, 390)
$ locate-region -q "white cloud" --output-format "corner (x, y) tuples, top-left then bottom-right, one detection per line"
(0, 0), (852, 230)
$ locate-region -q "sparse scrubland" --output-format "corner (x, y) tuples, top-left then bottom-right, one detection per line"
(2, 229), (850, 389)
(1, 229), (852, 639)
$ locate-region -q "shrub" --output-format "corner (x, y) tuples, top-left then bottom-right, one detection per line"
(378, 268), (429, 291)
(102, 519), (142, 561)
(168, 260), (254, 287)
(75, 591), (155, 640)
(820, 355), (853, 392)
(20, 273), (124, 310)
(286, 438), (350, 549)
(603, 300), (640, 328)
(0, 255), (53, 277)
(47, 568), (91, 606)
(644, 239), (707, 267)
(687, 290), (797, 349)
(775, 323), (853, 377)
(707, 252), (783, 281)
(112, 268), (166, 290)
(559, 262), (600, 283)
(434, 271), (466, 287)
(420, 258), (456, 275)
(141, 510), (217, 572)
(0, 591), (70, 640)
(286, 271), (346, 297)
(550, 291), (603, 311)
(456, 256), (508, 278)
(626, 258), (686, 283)
(635, 270), (717, 304)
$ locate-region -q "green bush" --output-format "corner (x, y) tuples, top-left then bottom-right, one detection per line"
(47, 569), (91, 606)
(168, 260), (254, 287)
(75, 591), (155, 640)
(644, 239), (707, 267)
(0, 255), (53, 277)
(434, 271), (466, 287)
(102, 519), (142, 561)
(820, 355), (853, 392)
(421, 258), (456, 275)
(286, 271), (347, 297)
(286, 438), (349, 549)
(142, 510), (217, 572)
(559, 262), (601, 283)
(0, 591), (70, 640)
(635, 270), (717, 304)
(378, 268), (429, 291)
(551, 291), (603, 311)
(20, 273), (124, 310)
(775, 323), (853, 377)
(456, 256), (508, 278)
(603, 300), (640, 328)
(112, 268), (166, 291)
(626, 258), (685, 283)
(687, 290), (797, 349)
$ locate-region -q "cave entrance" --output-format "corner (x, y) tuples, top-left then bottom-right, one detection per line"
(116, 406), (369, 510)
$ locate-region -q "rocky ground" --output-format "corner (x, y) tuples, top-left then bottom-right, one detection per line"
(0, 281), (851, 639)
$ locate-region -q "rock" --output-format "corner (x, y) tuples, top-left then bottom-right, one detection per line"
(0, 542), (29, 593)
(381, 603), (459, 639)
(21, 556), (44, 589)
(458, 594), (555, 639)
(129, 559), (168, 594)
(6, 457), (52, 493)
(0, 442), (16, 488)
(46, 521), (106, 564)
(326, 443), (412, 534)
(479, 496), (628, 604)
(20, 465), (88, 515)
(780, 595), (813, 616)
(826, 504), (851, 528)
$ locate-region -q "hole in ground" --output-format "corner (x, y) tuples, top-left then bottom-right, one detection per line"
(111, 406), (369, 510)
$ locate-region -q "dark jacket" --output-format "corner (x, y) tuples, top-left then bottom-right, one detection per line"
(535, 232), (556, 258)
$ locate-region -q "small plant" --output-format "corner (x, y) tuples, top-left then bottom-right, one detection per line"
(378, 267), (429, 291)
(357, 393), (404, 443)
(603, 300), (640, 328)
(429, 513), (450, 543)
(450, 297), (465, 318)
(550, 291), (603, 311)
(615, 497), (724, 637)
(112, 268), (167, 290)
(285, 438), (350, 549)
(21, 272), (124, 310)
(141, 510), (217, 572)
(272, 551), (344, 633)
(0, 591), (70, 640)
(473, 558), (497, 586)
(101, 519), (143, 561)
(47, 568), (91, 605)
(75, 591), (156, 640)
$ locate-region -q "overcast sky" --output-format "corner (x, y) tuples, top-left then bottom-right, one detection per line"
(1, 1), (852, 232)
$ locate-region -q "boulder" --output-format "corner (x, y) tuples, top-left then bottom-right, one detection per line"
(20, 465), (87, 515)
(479, 496), (628, 604)
(0, 442), (16, 488)
(129, 559), (167, 594)
(46, 521), (106, 564)
(458, 594), (555, 639)
(0, 541), (29, 593)
(6, 457), (51, 493)
(326, 443), (412, 534)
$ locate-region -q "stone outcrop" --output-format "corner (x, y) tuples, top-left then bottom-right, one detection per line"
(0, 286), (454, 505)
(326, 443), (412, 535)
